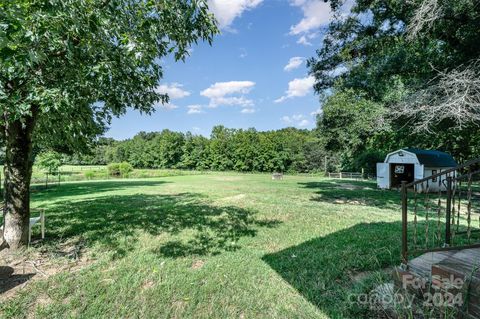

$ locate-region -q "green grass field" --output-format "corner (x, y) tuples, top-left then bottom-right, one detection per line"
(1, 173), (403, 318)
(29, 165), (209, 185)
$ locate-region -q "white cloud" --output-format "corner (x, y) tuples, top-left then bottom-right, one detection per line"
(310, 107), (322, 116)
(159, 103), (178, 110)
(212, 96), (254, 107)
(208, 0), (263, 30)
(201, 81), (255, 107)
(289, 0), (354, 45)
(289, 0), (332, 36)
(156, 83), (191, 99)
(297, 35), (312, 46)
(298, 119), (310, 127)
(281, 114), (311, 127)
(275, 76), (315, 103)
(201, 81), (255, 98)
(284, 57), (304, 72)
(187, 104), (204, 114)
(241, 108), (255, 114)
(296, 32), (320, 46)
(281, 115), (293, 124)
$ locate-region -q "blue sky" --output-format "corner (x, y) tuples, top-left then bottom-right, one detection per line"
(106, 0), (340, 140)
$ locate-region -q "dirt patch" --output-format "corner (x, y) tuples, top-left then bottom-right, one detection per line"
(141, 279), (155, 290)
(333, 198), (366, 205)
(171, 300), (187, 318)
(337, 183), (373, 191)
(0, 237), (93, 301)
(35, 294), (53, 306)
(349, 270), (371, 283)
(191, 259), (205, 270)
(349, 268), (393, 284)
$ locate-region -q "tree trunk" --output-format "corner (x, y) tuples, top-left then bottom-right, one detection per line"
(2, 111), (37, 250)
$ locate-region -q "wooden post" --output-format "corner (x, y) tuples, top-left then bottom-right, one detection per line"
(41, 210), (45, 239)
(45, 173), (48, 189)
(401, 181), (408, 265)
(324, 155), (327, 174)
(340, 172), (342, 179)
(445, 176), (453, 246)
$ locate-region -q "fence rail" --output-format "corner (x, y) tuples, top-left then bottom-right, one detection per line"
(0, 171), (63, 198)
(327, 172), (370, 180)
(401, 159), (480, 265)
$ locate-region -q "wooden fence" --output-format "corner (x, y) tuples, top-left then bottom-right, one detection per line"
(327, 172), (371, 180)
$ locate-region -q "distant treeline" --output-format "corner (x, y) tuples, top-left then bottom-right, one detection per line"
(63, 126), (335, 173)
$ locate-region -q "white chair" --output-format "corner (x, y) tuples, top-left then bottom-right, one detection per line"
(29, 209), (45, 244)
(0, 209), (45, 244)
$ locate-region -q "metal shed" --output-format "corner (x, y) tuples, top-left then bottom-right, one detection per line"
(376, 148), (457, 191)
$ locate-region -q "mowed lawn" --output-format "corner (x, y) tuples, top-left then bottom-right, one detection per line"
(1, 173), (403, 318)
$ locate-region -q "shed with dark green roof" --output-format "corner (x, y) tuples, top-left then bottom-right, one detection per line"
(403, 148), (457, 168)
(377, 148), (457, 191)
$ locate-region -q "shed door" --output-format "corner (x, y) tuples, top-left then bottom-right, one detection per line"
(414, 164), (424, 181)
(377, 163), (389, 189)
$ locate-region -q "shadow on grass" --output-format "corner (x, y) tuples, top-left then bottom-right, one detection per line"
(0, 266), (35, 295)
(299, 180), (401, 210)
(262, 221), (402, 318)
(31, 180), (170, 200)
(36, 188), (280, 258)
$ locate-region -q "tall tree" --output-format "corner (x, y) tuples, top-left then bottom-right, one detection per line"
(0, 0), (217, 250)
(308, 0), (480, 168)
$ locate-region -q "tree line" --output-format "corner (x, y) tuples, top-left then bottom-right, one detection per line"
(62, 126), (333, 173)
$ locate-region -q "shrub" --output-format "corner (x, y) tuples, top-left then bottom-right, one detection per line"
(108, 162), (133, 177)
(119, 162), (133, 177)
(107, 163), (121, 176)
(353, 150), (386, 175)
(36, 151), (62, 174)
(84, 170), (96, 180)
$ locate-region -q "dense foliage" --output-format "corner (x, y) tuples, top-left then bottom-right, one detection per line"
(63, 126), (331, 173)
(35, 151), (62, 174)
(308, 0), (480, 169)
(1, 0), (217, 152)
(107, 162), (133, 177)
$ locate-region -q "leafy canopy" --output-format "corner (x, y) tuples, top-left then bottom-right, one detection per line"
(0, 0), (218, 151)
(35, 150), (62, 174)
(308, 0), (480, 168)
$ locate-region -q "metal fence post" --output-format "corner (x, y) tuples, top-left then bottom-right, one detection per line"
(445, 176), (453, 246)
(401, 181), (408, 265)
